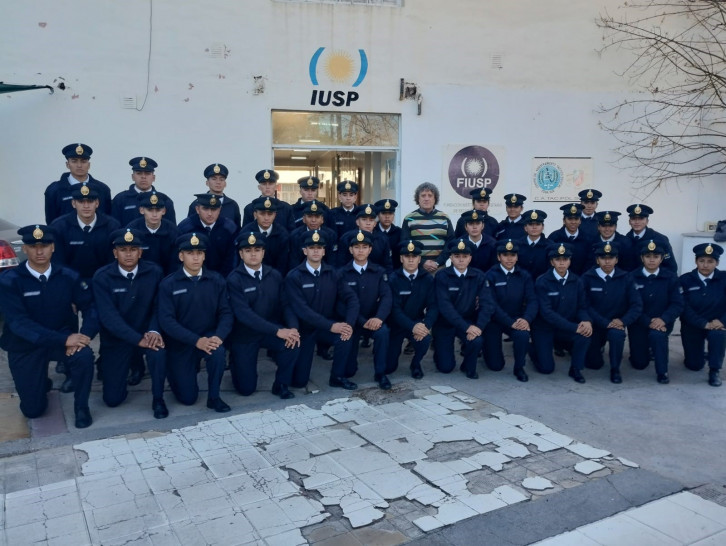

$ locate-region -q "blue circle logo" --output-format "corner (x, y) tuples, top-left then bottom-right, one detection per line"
(534, 163), (563, 192)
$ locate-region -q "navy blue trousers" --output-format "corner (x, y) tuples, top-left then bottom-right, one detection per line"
(531, 325), (590, 374)
(585, 327), (626, 371)
(348, 324), (389, 378)
(166, 344), (226, 405)
(295, 330), (353, 387)
(100, 339), (166, 406)
(433, 324), (483, 375)
(681, 323), (726, 371)
(229, 335), (299, 395)
(628, 324), (671, 375)
(386, 328), (431, 374)
(483, 323), (530, 372)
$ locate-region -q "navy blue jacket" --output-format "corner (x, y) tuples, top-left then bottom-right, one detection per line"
(243, 198), (296, 233)
(587, 233), (636, 272)
(291, 198), (331, 229)
(485, 265), (538, 327)
(177, 215), (239, 278)
(92, 261), (164, 345)
(112, 185), (176, 226)
(157, 268), (233, 347)
(227, 264), (298, 342)
(579, 215), (599, 241)
(339, 262), (392, 327)
(284, 262), (359, 334)
(514, 236), (551, 280)
(337, 229), (392, 273)
(288, 225), (338, 272)
(188, 194), (241, 227)
(51, 212), (121, 280)
(680, 268), (726, 328)
(0, 263), (99, 353)
(625, 227), (677, 274)
(581, 267), (642, 329)
(240, 221), (291, 275)
(44, 173), (112, 224)
(388, 268), (438, 332)
(441, 235), (498, 274)
(547, 227), (594, 275)
(378, 224), (403, 267)
(455, 213), (499, 239)
(495, 218), (526, 241)
(329, 207), (359, 240)
(127, 217), (179, 275)
(435, 266), (494, 331)
(629, 268), (684, 328)
(535, 270), (591, 332)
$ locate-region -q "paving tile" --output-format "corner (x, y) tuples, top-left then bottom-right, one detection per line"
(430, 385), (457, 394)
(374, 434), (433, 464)
(522, 477), (554, 491)
(458, 492), (507, 514)
(691, 530), (726, 546)
(201, 446), (272, 478)
(351, 419), (412, 444)
(412, 515), (444, 532)
(667, 492), (726, 524)
(616, 456), (639, 468)
(192, 508), (258, 544)
(5, 479), (81, 527)
(264, 528), (308, 546)
(565, 442), (611, 459)
(491, 485), (528, 505)
(329, 446), (400, 475)
(243, 498), (297, 537)
(357, 465), (425, 499)
(574, 461), (606, 475)
(625, 496), (726, 543)
(141, 458), (214, 493)
(287, 454), (353, 489)
(494, 439), (531, 458)
(533, 530), (602, 545)
(4, 512), (91, 545)
(85, 494), (166, 544)
(434, 497), (478, 525)
(579, 514), (681, 545)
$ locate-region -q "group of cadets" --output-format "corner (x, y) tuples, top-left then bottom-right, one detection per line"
(0, 143), (724, 430)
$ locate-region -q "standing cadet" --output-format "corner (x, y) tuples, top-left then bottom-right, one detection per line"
(495, 193), (527, 240)
(625, 204), (677, 274)
(680, 243), (726, 387)
(433, 238), (495, 379)
(0, 225), (97, 428)
(92, 229), (168, 418)
(581, 242), (642, 383)
(628, 240), (684, 384)
(292, 176), (331, 229)
(548, 203), (592, 275)
(157, 233), (233, 412)
(329, 180), (360, 240)
(186, 163), (241, 227)
(227, 231), (300, 399)
(288, 201), (338, 272)
(445, 210), (497, 273)
(127, 191), (179, 275)
(45, 143), (112, 224)
(386, 240), (438, 379)
(578, 188), (602, 240)
(375, 198), (402, 266)
(455, 188), (498, 238)
(339, 231), (393, 389)
(516, 209), (550, 280)
(241, 196), (291, 275)
(483, 240), (538, 382)
(242, 169), (296, 231)
(587, 211), (636, 272)
(112, 157), (176, 226)
(401, 182), (455, 274)
(284, 230), (359, 390)
(177, 193), (239, 277)
(531, 243), (593, 383)
(338, 204), (393, 272)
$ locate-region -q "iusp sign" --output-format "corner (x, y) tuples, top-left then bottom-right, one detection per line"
(447, 145), (500, 198)
(309, 47), (368, 107)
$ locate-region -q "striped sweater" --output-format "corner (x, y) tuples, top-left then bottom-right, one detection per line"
(401, 208), (455, 265)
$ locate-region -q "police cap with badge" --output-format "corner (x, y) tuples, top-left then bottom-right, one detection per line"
(302, 230), (326, 247)
(375, 199), (398, 213)
(137, 191), (166, 209)
(560, 203), (583, 218)
(194, 193), (222, 209)
(639, 239), (665, 255)
(255, 169), (279, 183)
(336, 180), (359, 193)
(251, 196), (278, 212)
(236, 230), (266, 249)
(297, 175), (320, 189)
(595, 211), (621, 225)
(62, 143), (93, 160)
(18, 224), (55, 245)
(302, 200), (324, 216)
(71, 182), (99, 201)
(447, 238), (475, 254)
(176, 232), (209, 251)
(470, 188), (493, 201)
(399, 240), (423, 256)
(497, 239), (519, 255)
(349, 230), (373, 246)
(503, 193), (527, 207)
(204, 163), (229, 179)
(548, 243), (574, 259)
(626, 204), (654, 218)
(593, 241), (619, 257)
(693, 243), (724, 260)
(460, 210), (485, 224)
(356, 204), (377, 218)
(523, 210), (547, 224)
(110, 228), (145, 248)
(129, 157), (158, 172)
(578, 189), (603, 202)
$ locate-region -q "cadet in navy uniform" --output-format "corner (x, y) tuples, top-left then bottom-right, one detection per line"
(548, 203), (592, 275)
(483, 240), (538, 382)
(680, 243), (726, 387)
(157, 233), (233, 412)
(581, 242), (642, 383)
(587, 211), (636, 272)
(338, 204), (393, 272)
(0, 225), (97, 428)
(445, 209), (497, 273)
(241, 196), (291, 275)
(531, 243), (593, 383)
(44, 143), (112, 224)
(339, 230), (393, 389)
(375, 198), (402, 266)
(51, 183), (121, 282)
(625, 204), (677, 274)
(112, 157), (176, 226)
(177, 193), (239, 277)
(578, 188), (602, 241)
(127, 191), (179, 275)
(284, 230), (359, 390)
(433, 238), (495, 378)
(92, 229), (168, 418)
(329, 180), (360, 239)
(186, 163), (241, 227)
(288, 201), (338, 272)
(455, 188), (498, 238)
(628, 240), (684, 383)
(386, 240), (438, 379)
(495, 193), (527, 240)
(516, 209), (550, 280)
(242, 169), (296, 231)
(292, 176), (331, 229)
(227, 231), (301, 399)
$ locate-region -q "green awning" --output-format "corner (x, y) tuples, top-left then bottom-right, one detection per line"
(0, 82), (54, 95)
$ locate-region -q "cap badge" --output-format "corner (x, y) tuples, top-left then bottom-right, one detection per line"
(124, 230), (134, 243)
(344, 181), (351, 190)
(264, 170), (271, 180)
(150, 194), (159, 205)
(505, 241), (514, 251)
(587, 190), (594, 199)
(311, 202), (318, 212)
(648, 241), (656, 251)
(531, 211), (538, 220)
(384, 200), (391, 210)
(209, 196), (218, 206)
(312, 232), (320, 243)
(75, 145), (84, 156)
(80, 184), (90, 196)
(706, 244), (713, 255)
(558, 244), (566, 255)
(407, 241), (415, 252)
(213, 164), (221, 174)
(457, 240), (466, 251)
(307, 177), (314, 186)
(356, 231), (365, 242)
(604, 243), (612, 253)
(510, 195), (517, 204)
(365, 205), (373, 215)
(472, 211), (479, 220)
(139, 158), (147, 168)
(33, 226), (43, 240)
(190, 234), (200, 246)
(604, 213), (611, 222)
(570, 205), (578, 214)
(634, 205), (642, 215)
(264, 198), (271, 209)
(248, 233), (257, 245)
